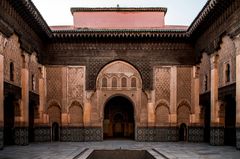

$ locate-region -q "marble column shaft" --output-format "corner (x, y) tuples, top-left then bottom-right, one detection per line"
(210, 54), (219, 125)
(170, 66), (177, 125)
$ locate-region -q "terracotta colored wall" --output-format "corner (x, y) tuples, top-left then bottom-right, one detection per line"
(73, 12), (165, 29)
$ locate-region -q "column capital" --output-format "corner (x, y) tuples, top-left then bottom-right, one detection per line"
(144, 90), (153, 103)
(193, 65), (200, 79)
(21, 52), (29, 69)
(0, 35), (8, 55)
(38, 65), (46, 79)
(234, 35), (240, 55)
(210, 53), (219, 70)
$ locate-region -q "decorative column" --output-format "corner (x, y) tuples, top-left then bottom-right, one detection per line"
(188, 65), (204, 142)
(34, 65), (51, 142)
(0, 35), (7, 149)
(234, 36), (240, 149)
(0, 54), (4, 149)
(84, 91), (93, 126)
(169, 66), (178, 141)
(147, 90), (155, 141)
(15, 53), (29, 145)
(210, 53), (224, 145)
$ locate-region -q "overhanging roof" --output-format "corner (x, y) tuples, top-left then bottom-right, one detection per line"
(4, 0), (237, 40)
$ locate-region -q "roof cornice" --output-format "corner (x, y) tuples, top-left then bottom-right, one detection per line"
(52, 29), (188, 39)
(9, 0), (52, 38)
(4, 0), (237, 41)
(71, 7), (167, 14)
(187, 0), (232, 36)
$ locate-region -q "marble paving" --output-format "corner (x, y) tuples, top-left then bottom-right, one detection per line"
(0, 141), (240, 159)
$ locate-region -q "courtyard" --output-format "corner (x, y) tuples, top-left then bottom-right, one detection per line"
(0, 141), (240, 159)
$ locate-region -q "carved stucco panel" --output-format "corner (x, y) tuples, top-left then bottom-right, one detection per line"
(177, 67), (192, 106)
(3, 34), (22, 86)
(67, 66), (84, 106)
(199, 53), (211, 94)
(154, 67), (170, 103)
(218, 36), (236, 86)
(46, 67), (63, 106)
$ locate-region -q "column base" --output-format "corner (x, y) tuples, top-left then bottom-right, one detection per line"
(0, 127), (3, 150)
(34, 126), (51, 142)
(210, 127), (224, 146)
(237, 127), (240, 150)
(14, 127), (28, 146)
(188, 126), (204, 142)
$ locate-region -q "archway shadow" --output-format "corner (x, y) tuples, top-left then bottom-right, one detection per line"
(103, 96), (134, 140)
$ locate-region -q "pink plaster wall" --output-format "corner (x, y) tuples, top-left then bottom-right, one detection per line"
(73, 12), (165, 29)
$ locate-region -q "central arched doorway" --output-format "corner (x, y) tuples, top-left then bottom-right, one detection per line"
(103, 96), (134, 140)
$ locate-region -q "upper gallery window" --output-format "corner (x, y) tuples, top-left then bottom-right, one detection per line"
(204, 74), (208, 91)
(131, 77), (137, 88)
(225, 63), (230, 83)
(121, 77), (127, 87)
(32, 74), (36, 91)
(102, 77), (107, 87)
(10, 62), (14, 81)
(112, 77), (117, 87)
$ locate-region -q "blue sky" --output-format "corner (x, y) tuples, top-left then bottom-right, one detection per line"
(32, 0), (208, 26)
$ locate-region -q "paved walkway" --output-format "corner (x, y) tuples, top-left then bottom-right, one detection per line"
(0, 141), (240, 159)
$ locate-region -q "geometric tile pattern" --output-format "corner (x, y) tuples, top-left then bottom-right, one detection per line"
(0, 127), (3, 150)
(210, 127), (224, 146)
(60, 127), (84, 142)
(188, 126), (204, 142)
(14, 127), (28, 146)
(34, 127), (51, 142)
(237, 128), (240, 150)
(155, 127), (178, 142)
(136, 127), (178, 142)
(60, 127), (102, 142)
(84, 127), (103, 141)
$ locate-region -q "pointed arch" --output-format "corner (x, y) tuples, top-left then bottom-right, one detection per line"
(121, 77), (127, 87)
(112, 76), (118, 87)
(102, 77), (108, 87)
(177, 99), (191, 125)
(131, 77), (137, 88)
(69, 101), (83, 125)
(96, 60), (142, 90)
(47, 101), (61, 125)
(155, 100), (170, 126)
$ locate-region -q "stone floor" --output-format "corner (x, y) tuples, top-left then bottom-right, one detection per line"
(0, 141), (240, 159)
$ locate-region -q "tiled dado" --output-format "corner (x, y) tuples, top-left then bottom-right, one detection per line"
(237, 127), (240, 150)
(210, 127), (224, 146)
(14, 127), (28, 146)
(60, 127), (103, 142)
(136, 127), (178, 142)
(188, 126), (204, 142)
(0, 127), (3, 150)
(34, 126), (51, 142)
